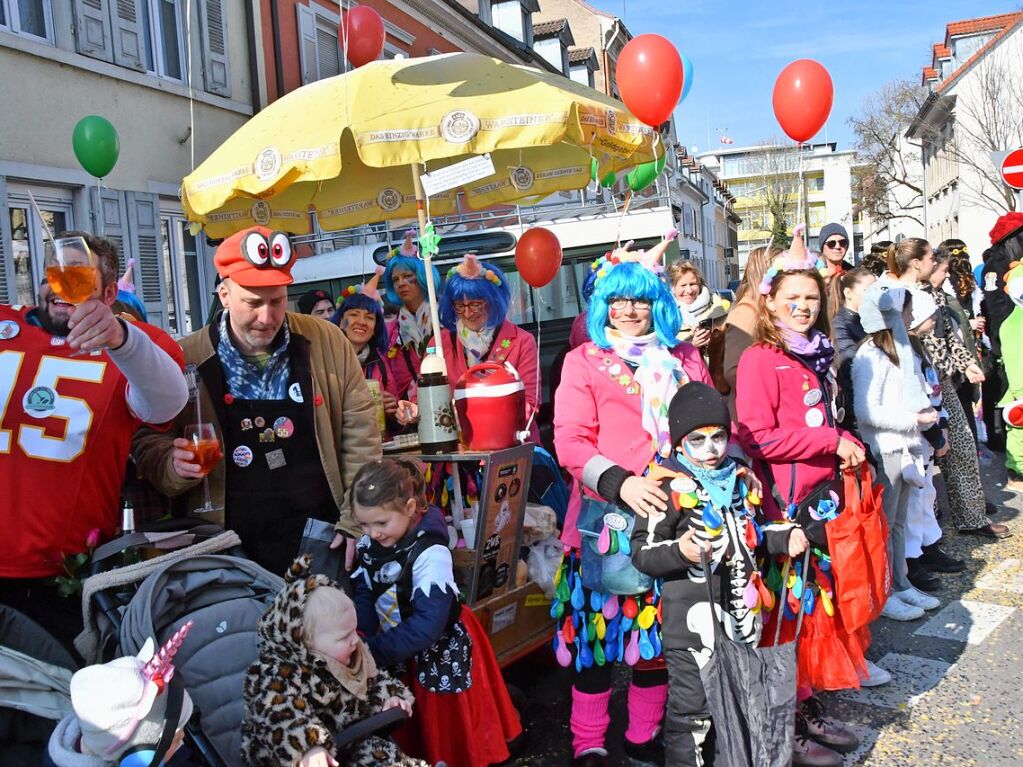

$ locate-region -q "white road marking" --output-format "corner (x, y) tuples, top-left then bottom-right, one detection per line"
(913, 599), (1016, 645)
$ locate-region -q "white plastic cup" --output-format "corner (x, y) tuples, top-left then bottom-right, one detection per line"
(459, 519), (477, 549)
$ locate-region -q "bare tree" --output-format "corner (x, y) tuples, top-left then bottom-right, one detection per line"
(849, 79), (926, 227)
(740, 138), (801, 248)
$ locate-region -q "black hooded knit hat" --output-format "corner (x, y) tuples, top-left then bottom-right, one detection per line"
(668, 381), (731, 448)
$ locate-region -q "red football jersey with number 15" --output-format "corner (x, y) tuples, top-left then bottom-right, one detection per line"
(0, 304), (184, 578)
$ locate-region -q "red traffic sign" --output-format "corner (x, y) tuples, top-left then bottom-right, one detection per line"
(1001, 148), (1023, 190)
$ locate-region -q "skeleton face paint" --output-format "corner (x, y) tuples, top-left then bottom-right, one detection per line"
(680, 426), (729, 469)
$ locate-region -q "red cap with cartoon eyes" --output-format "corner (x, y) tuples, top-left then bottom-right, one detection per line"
(214, 226), (295, 287)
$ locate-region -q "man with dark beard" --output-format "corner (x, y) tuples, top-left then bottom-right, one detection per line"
(0, 231), (187, 652)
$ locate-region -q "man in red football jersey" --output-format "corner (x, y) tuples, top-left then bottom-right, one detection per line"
(0, 231), (188, 652)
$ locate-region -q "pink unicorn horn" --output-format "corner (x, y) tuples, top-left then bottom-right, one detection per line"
(117, 259), (136, 294)
(399, 229), (417, 257)
(142, 620), (193, 690)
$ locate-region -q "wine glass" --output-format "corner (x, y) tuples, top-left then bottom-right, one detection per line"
(184, 423), (224, 514)
(44, 236), (99, 305)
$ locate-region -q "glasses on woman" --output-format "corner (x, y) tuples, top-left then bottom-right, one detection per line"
(608, 297), (652, 311)
(824, 238), (849, 249)
(453, 300), (487, 316)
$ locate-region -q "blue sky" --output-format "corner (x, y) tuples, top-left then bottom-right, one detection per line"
(584, 0), (1014, 153)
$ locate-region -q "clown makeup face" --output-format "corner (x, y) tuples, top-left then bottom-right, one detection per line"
(392, 268), (424, 310)
(765, 274), (821, 337)
(307, 603), (360, 667)
(672, 271), (702, 306)
(341, 307), (376, 351)
(680, 426), (730, 469)
(453, 298), (489, 332)
(607, 297), (652, 336)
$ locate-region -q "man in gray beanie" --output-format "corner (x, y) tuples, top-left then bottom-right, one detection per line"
(818, 223), (851, 272)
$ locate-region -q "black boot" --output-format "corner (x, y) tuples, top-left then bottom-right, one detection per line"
(920, 542), (965, 573)
(907, 558), (941, 592)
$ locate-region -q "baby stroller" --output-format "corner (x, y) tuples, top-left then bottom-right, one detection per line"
(0, 605), (76, 767)
(80, 521), (408, 767)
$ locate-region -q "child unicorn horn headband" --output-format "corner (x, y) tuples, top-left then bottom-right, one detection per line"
(446, 253), (502, 285)
(592, 227), (676, 284)
(759, 224), (828, 295)
(387, 229), (418, 260)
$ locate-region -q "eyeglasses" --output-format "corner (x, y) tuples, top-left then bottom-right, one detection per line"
(453, 300), (487, 315)
(608, 297), (652, 311)
(824, 238), (849, 249)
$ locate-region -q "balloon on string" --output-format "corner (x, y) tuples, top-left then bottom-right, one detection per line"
(340, 6), (385, 68)
(772, 59), (834, 144)
(680, 54), (694, 102)
(615, 34), (683, 127)
(515, 227), (563, 288)
(626, 155), (667, 192)
(72, 116), (120, 178)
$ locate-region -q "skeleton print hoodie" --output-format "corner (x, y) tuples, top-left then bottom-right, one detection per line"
(631, 455), (795, 665)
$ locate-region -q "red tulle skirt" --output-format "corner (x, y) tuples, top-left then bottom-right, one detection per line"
(761, 602), (870, 692)
(394, 606), (523, 767)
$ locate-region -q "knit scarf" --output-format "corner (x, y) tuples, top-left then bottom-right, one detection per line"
(316, 640), (378, 701)
(218, 312), (291, 399)
(607, 328), (688, 457)
(776, 324), (835, 375)
(678, 286), (712, 327)
(397, 302), (432, 355)
(457, 321), (496, 367)
(676, 453), (738, 512)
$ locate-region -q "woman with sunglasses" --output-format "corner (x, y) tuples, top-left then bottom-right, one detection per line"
(553, 239), (712, 766)
(437, 254), (540, 439)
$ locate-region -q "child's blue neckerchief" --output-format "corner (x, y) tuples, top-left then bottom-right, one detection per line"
(676, 451), (738, 511)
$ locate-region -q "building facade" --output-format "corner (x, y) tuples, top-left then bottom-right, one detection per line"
(908, 12), (1023, 256)
(699, 142), (862, 272)
(0, 0), (263, 335)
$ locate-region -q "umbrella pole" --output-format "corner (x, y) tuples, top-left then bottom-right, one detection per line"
(411, 162), (446, 366)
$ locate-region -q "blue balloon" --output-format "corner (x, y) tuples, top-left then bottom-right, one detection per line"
(681, 54), (694, 102)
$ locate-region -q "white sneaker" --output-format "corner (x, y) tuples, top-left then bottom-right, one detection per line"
(897, 587), (940, 611)
(882, 594), (924, 621)
(859, 659), (892, 687)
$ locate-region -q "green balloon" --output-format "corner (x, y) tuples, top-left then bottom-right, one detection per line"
(626, 154), (667, 193)
(72, 116), (120, 178)
(600, 171), (617, 188)
(591, 156), (598, 182)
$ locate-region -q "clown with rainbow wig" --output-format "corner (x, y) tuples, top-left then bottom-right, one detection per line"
(436, 254), (540, 440)
(551, 232), (712, 765)
(382, 229), (443, 400)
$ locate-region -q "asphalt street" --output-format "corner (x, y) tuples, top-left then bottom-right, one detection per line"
(505, 453), (1023, 766)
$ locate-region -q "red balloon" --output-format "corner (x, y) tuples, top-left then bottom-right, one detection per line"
(515, 228), (562, 288)
(615, 34), (684, 127)
(340, 6), (385, 68)
(772, 59), (834, 144)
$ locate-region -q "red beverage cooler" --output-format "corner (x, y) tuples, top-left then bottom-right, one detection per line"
(453, 362), (526, 451)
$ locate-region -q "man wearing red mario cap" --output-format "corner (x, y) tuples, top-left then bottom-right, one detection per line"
(132, 227), (381, 575)
(980, 212), (1023, 452)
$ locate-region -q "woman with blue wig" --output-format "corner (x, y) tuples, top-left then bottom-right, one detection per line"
(334, 270), (414, 435)
(383, 229), (443, 400)
(552, 234), (712, 767)
(437, 254), (540, 438)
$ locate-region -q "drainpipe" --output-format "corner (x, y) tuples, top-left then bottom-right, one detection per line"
(269, 0), (286, 102)
(244, 0), (262, 112)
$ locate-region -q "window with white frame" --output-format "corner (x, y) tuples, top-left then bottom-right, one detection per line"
(141, 0), (186, 80)
(297, 3), (341, 83)
(491, 0), (533, 45)
(0, 0), (53, 41)
(159, 208), (209, 336)
(6, 184), (75, 307)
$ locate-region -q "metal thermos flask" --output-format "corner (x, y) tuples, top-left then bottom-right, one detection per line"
(417, 349), (459, 453)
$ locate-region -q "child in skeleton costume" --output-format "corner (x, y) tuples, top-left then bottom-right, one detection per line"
(351, 459), (522, 767)
(241, 557), (427, 767)
(631, 382), (806, 766)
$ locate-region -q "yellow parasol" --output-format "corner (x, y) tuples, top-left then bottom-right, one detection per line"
(182, 51), (665, 359)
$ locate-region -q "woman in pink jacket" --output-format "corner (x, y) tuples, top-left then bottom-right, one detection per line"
(735, 230), (868, 766)
(553, 245), (711, 767)
(437, 255), (540, 438)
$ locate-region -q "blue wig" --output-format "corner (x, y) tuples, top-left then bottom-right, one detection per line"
(587, 262), (681, 348)
(116, 289), (147, 322)
(383, 254), (442, 306)
(581, 263), (600, 302)
(439, 258), (510, 331)
(332, 292), (388, 355)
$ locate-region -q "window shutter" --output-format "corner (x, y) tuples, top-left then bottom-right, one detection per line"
(109, 0), (145, 71)
(198, 0), (232, 97)
(125, 192), (168, 329)
(73, 0), (114, 63)
(0, 176), (13, 304)
(316, 25), (340, 79)
(90, 187), (128, 271)
(296, 4), (318, 85)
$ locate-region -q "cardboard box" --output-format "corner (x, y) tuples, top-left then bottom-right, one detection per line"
(474, 581), (552, 667)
